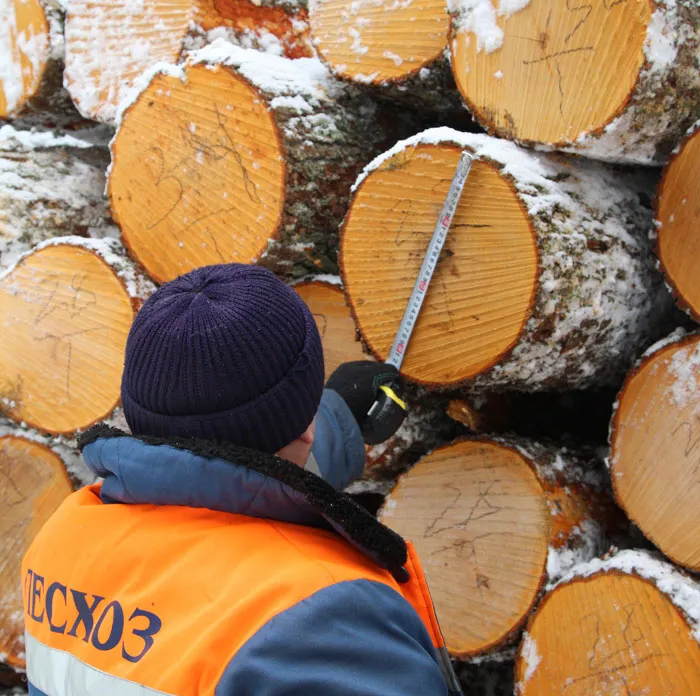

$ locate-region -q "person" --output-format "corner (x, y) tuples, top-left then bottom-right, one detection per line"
(22, 264), (462, 696)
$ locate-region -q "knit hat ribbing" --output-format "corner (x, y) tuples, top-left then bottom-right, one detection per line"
(121, 264), (324, 453)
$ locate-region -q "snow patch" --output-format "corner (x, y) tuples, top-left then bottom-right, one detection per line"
(519, 633), (541, 684)
(449, 0), (531, 54)
(0, 124), (94, 150)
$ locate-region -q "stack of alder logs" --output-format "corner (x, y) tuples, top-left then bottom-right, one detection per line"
(1, 0), (699, 693)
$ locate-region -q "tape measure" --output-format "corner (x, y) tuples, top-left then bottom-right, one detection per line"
(362, 151), (473, 445)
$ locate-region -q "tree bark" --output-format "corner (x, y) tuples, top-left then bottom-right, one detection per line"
(63, 0), (312, 124)
(108, 42), (409, 283)
(341, 128), (672, 390)
(0, 237), (153, 435)
(0, 0), (78, 125)
(516, 549), (700, 694)
(655, 124), (700, 321)
(450, 0), (700, 165)
(609, 329), (700, 572)
(0, 125), (112, 271)
(378, 437), (624, 658)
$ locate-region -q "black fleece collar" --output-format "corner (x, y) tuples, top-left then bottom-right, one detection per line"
(79, 424), (409, 583)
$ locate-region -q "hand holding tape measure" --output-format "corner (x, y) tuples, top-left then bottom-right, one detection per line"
(332, 151), (473, 445)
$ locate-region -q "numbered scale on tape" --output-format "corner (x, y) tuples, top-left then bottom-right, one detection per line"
(362, 152), (473, 445)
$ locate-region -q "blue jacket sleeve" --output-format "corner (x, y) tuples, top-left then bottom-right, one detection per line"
(310, 389), (366, 490)
(215, 579), (452, 696)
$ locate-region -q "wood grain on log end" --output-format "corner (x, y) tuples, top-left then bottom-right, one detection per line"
(342, 141), (537, 386)
(610, 332), (700, 571)
(379, 438), (616, 657)
(294, 280), (367, 379)
(109, 63), (284, 284)
(309, 0), (448, 84)
(656, 128), (700, 321)
(0, 0), (53, 118)
(516, 553), (700, 694)
(0, 435), (73, 670)
(0, 241), (136, 434)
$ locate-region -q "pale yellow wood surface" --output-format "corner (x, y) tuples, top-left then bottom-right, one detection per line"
(451, 0), (650, 145)
(0, 244), (134, 433)
(341, 143), (537, 386)
(0, 436), (73, 669)
(64, 0), (193, 122)
(309, 0), (448, 82)
(294, 281), (367, 380)
(379, 440), (549, 656)
(518, 573), (700, 695)
(610, 334), (700, 571)
(0, 0), (50, 117)
(657, 130), (700, 320)
(109, 64), (284, 284)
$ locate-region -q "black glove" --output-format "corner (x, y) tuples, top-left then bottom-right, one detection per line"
(326, 361), (403, 441)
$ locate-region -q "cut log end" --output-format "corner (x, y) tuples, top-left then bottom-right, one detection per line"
(0, 435), (73, 670)
(341, 142), (537, 386)
(610, 333), (700, 571)
(517, 570), (700, 695)
(309, 0), (448, 83)
(656, 128), (700, 321)
(379, 440), (550, 657)
(293, 281), (367, 379)
(0, 242), (135, 434)
(0, 0), (51, 118)
(450, 0), (649, 146)
(109, 64), (284, 284)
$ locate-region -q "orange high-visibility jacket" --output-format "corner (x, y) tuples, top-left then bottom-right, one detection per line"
(22, 393), (462, 696)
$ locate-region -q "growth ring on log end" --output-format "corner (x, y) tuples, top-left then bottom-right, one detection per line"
(450, 0), (699, 163)
(109, 63), (284, 284)
(656, 128), (700, 320)
(516, 551), (700, 694)
(341, 139), (537, 386)
(379, 440), (550, 657)
(0, 436), (73, 669)
(0, 241), (137, 434)
(294, 281), (367, 379)
(0, 0), (52, 117)
(308, 0), (448, 84)
(610, 332), (700, 571)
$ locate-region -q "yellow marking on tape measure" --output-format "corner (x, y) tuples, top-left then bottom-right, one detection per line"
(380, 385), (407, 410)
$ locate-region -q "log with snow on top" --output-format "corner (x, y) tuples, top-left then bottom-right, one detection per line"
(64, 0), (313, 124)
(655, 123), (700, 321)
(609, 329), (700, 572)
(308, 0), (466, 117)
(378, 437), (624, 657)
(0, 237), (153, 435)
(449, 0), (700, 165)
(0, 0), (78, 124)
(515, 549), (700, 694)
(0, 423), (92, 671)
(341, 128), (672, 391)
(294, 279), (368, 379)
(0, 124), (112, 271)
(108, 40), (405, 284)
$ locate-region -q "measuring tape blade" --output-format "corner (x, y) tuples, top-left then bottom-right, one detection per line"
(386, 151), (473, 370)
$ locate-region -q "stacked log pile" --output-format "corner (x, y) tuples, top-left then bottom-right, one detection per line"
(1, 0), (699, 693)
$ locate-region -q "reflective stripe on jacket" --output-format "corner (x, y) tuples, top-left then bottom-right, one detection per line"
(22, 390), (462, 696)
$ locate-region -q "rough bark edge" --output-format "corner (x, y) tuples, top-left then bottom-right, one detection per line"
(448, 0), (700, 165)
(342, 126), (668, 390)
(653, 122), (700, 322)
(379, 436), (613, 658)
(0, 237), (153, 435)
(340, 136), (538, 389)
(607, 329), (700, 570)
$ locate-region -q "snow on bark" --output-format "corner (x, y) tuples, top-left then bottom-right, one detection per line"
(0, 126), (113, 271)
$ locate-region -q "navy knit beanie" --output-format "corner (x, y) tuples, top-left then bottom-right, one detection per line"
(121, 264), (325, 454)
